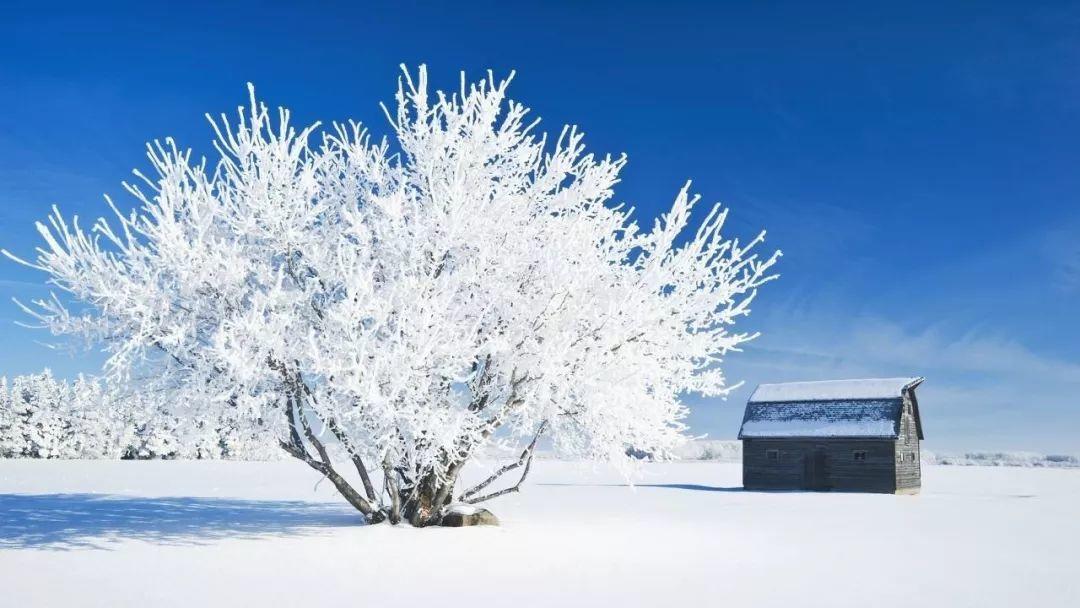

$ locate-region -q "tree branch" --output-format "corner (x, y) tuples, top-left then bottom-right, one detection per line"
(325, 417), (379, 503)
(291, 370), (379, 504)
(293, 395), (376, 518)
(383, 455), (403, 524)
(609, 331), (646, 353)
(282, 395), (316, 464)
(459, 420), (547, 503)
(270, 358), (377, 519)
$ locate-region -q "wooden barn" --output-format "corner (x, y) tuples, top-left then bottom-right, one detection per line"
(738, 377), (925, 494)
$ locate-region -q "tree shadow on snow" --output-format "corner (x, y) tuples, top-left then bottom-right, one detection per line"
(0, 493), (364, 551)
(538, 483), (745, 492)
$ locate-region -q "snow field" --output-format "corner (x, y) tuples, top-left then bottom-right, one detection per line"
(0, 459), (1076, 607)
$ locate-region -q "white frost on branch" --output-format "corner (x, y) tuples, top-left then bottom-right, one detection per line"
(4, 65), (779, 522)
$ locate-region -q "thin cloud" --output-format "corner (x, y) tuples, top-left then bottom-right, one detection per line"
(0, 279), (47, 290)
(717, 315), (1080, 451)
(1043, 222), (1080, 293)
(739, 317), (1080, 387)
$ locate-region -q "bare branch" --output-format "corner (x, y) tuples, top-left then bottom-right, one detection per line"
(460, 420), (548, 503)
(292, 370), (379, 504)
(325, 417), (379, 503)
(272, 360), (376, 519)
(294, 396), (376, 517)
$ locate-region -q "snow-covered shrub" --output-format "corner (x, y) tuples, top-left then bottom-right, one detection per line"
(673, 439), (742, 462)
(4, 66), (778, 525)
(922, 450), (1080, 468)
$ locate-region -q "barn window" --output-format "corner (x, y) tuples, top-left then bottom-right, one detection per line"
(909, 452), (917, 462)
(853, 450), (867, 462)
(897, 453), (903, 463)
(766, 449), (779, 462)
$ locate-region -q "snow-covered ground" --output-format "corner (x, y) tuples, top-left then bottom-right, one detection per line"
(0, 460), (1076, 607)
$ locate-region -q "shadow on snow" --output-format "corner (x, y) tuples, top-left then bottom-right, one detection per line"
(0, 493), (363, 551)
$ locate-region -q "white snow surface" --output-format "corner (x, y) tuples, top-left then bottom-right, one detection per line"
(749, 377), (922, 402)
(0, 460), (1076, 607)
(445, 503), (481, 515)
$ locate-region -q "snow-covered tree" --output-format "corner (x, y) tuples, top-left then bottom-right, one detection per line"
(3, 370), (68, 458)
(0, 371), (113, 458)
(4, 66), (779, 525)
(65, 375), (123, 458)
(0, 376), (18, 457)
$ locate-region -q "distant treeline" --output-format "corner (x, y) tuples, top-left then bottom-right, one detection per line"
(674, 440), (1079, 468)
(0, 370), (276, 460)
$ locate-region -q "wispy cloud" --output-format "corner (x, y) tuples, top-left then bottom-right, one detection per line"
(1043, 222), (1080, 293)
(0, 279), (47, 290)
(714, 315), (1080, 452)
(736, 316), (1080, 391)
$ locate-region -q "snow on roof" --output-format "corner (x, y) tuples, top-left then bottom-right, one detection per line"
(748, 377), (923, 403)
(738, 399), (902, 439)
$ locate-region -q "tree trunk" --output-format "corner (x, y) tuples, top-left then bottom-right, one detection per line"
(403, 473), (451, 527)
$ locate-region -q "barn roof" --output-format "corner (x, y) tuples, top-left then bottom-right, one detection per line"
(748, 377), (923, 403)
(738, 377), (924, 439)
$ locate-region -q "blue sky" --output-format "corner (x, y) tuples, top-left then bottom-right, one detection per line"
(1, 1), (1077, 451)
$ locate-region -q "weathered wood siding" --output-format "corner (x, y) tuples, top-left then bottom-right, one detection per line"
(742, 439), (805, 489)
(743, 438), (898, 493)
(894, 392), (922, 491)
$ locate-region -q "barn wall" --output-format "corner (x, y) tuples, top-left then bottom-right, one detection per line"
(823, 439), (897, 492)
(743, 438), (898, 492)
(742, 439), (805, 489)
(895, 392), (922, 491)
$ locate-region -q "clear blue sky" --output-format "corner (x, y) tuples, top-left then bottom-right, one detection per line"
(1, 1), (1077, 452)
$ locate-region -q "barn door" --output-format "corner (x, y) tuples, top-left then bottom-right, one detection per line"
(804, 445), (829, 490)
